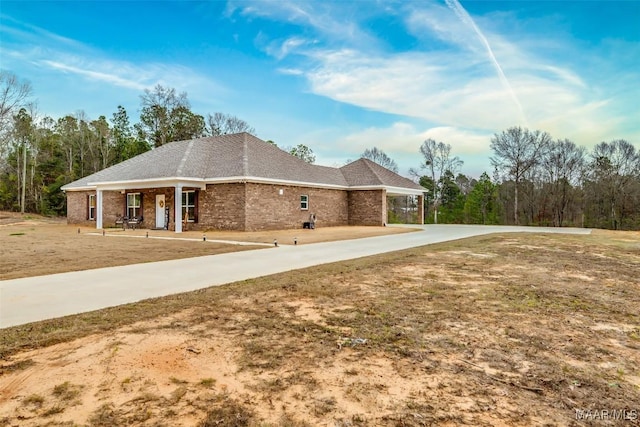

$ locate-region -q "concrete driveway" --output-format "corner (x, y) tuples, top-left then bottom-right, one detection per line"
(0, 225), (591, 328)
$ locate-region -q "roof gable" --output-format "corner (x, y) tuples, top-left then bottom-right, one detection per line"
(340, 158), (424, 191)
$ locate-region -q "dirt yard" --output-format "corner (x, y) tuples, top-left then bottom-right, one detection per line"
(0, 215), (639, 426)
(0, 212), (413, 280)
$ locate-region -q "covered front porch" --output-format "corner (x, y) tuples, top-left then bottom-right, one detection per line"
(91, 178), (206, 233)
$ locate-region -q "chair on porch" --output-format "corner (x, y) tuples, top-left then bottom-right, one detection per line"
(115, 215), (128, 230)
(128, 216), (143, 230)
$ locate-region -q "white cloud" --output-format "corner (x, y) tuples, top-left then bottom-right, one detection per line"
(2, 19), (225, 105)
(335, 122), (491, 157)
(278, 68), (305, 76)
(247, 1), (637, 147)
(302, 38), (629, 147)
(265, 37), (313, 60)
(40, 60), (147, 91)
(232, 0), (380, 49)
(338, 122), (425, 155)
(420, 126), (493, 155)
(404, 2), (483, 53)
(246, 2), (589, 133)
(32, 54), (226, 105)
(315, 122), (492, 177)
(0, 14), (86, 51)
(303, 49), (526, 130)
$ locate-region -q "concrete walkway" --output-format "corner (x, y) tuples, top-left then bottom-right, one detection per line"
(0, 225), (591, 328)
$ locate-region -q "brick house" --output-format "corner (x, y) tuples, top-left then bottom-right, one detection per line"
(62, 133), (425, 232)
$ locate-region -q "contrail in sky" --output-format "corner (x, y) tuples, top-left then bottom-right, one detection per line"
(444, 0), (528, 126)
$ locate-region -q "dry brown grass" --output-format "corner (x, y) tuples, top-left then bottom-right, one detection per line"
(1, 224), (639, 426)
(0, 212), (413, 280)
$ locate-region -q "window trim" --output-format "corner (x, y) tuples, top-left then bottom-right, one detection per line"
(88, 194), (96, 220)
(126, 192), (141, 218)
(300, 195), (309, 210)
(182, 190), (198, 223)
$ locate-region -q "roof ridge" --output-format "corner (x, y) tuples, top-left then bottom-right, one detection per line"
(242, 133), (249, 175)
(360, 158), (385, 185)
(176, 139), (195, 176)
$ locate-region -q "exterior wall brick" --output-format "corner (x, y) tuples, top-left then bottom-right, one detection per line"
(139, 188), (173, 230)
(348, 189), (387, 226)
(66, 190), (124, 227)
(66, 191), (93, 226)
(117, 188), (148, 230)
(127, 188), (180, 231)
(67, 184), (391, 231)
(195, 183), (246, 231)
(103, 191), (125, 226)
(244, 183), (348, 231)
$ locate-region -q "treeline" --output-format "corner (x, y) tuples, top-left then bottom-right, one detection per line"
(398, 128), (640, 230)
(0, 72), (253, 215)
(1, 71), (639, 229)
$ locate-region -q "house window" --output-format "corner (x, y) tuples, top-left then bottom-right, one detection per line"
(300, 195), (309, 210)
(127, 193), (141, 218)
(88, 194), (96, 220)
(182, 190), (197, 222)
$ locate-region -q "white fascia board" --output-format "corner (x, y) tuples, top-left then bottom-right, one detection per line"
(349, 185), (426, 196)
(203, 177), (425, 194)
(69, 176), (424, 195)
(89, 177), (206, 191)
(204, 176), (350, 190)
(386, 186), (426, 196)
(61, 185), (95, 191)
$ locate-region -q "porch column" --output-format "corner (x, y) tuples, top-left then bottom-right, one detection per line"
(175, 184), (183, 233)
(96, 189), (103, 229)
(418, 194), (424, 225)
(381, 189), (388, 225)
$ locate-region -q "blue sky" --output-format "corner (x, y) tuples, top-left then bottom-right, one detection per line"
(1, 0), (639, 177)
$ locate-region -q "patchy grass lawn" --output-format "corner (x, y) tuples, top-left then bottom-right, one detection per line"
(1, 230), (639, 426)
(0, 212), (413, 280)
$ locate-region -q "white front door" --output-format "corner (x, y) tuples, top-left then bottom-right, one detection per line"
(156, 194), (166, 229)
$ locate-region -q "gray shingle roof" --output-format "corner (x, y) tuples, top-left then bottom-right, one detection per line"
(339, 158), (424, 190)
(62, 133), (424, 192)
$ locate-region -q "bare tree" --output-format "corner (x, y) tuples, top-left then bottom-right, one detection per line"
(0, 71), (32, 135)
(542, 139), (585, 226)
(0, 72), (32, 171)
(206, 112), (255, 136)
(56, 115), (78, 175)
(490, 127), (551, 225)
(90, 116), (112, 171)
(585, 139), (640, 229)
(418, 138), (463, 223)
(139, 85), (191, 147)
(75, 110), (91, 177)
(361, 147), (398, 172)
(12, 107), (35, 212)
